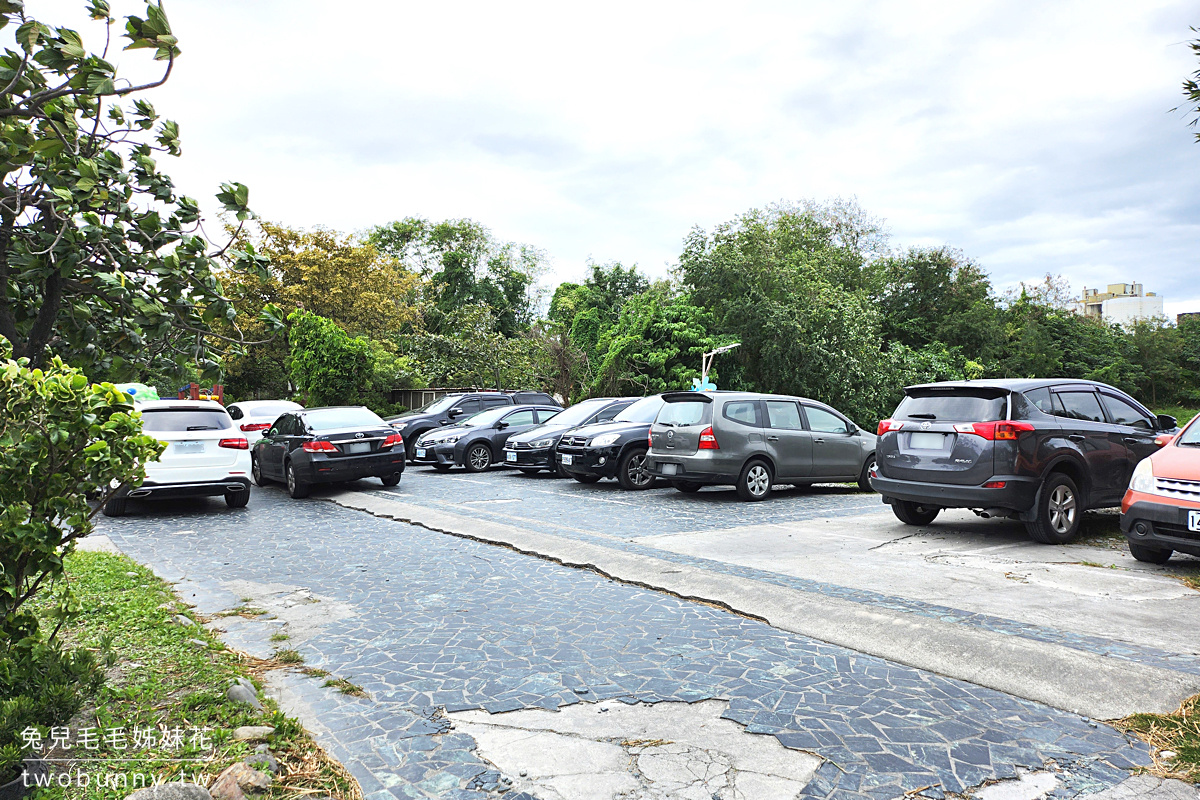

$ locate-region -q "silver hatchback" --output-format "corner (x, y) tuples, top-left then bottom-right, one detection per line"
(645, 391), (878, 501)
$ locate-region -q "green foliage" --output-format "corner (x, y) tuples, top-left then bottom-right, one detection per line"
(1178, 27), (1200, 142)
(404, 303), (540, 390)
(0, 335), (164, 646)
(286, 311), (373, 408)
(0, 2), (274, 383)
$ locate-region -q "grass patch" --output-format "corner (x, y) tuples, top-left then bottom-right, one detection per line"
(29, 551), (358, 800)
(274, 649), (304, 665)
(321, 678), (367, 698)
(1154, 407), (1200, 428)
(1117, 694), (1200, 781)
(269, 633), (290, 643)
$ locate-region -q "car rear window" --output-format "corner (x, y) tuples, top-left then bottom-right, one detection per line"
(251, 403), (297, 418)
(658, 399), (711, 426)
(895, 391), (1008, 422)
(305, 408), (384, 430)
(722, 400), (762, 427)
(140, 409), (232, 431)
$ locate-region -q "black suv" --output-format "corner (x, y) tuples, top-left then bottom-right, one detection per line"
(386, 391), (559, 460)
(870, 379), (1176, 543)
(556, 395), (665, 489)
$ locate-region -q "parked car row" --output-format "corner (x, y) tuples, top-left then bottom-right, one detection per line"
(108, 381), (1198, 566)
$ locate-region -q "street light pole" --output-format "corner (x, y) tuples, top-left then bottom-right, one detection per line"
(700, 343), (740, 388)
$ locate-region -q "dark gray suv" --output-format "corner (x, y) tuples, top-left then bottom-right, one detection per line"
(870, 379), (1175, 543)
(645, 392), (878, 501)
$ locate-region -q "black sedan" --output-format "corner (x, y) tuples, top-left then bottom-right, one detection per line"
(502, 397), (637, 475)
(412, 405), (560, 472)
(251, 406), (406, 499)
(556, 395), (666, 489)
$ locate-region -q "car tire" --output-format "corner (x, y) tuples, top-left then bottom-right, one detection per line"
(380, 473), (402, 487)
(102, 496), (127, 517)
(464, 443), (493, 472)
(672, 481), (702, 493)
(1128, 542), (1172, 564)
(407, 431), (429, 462)
(735, 460), (773, 501)
(433, 464), (452, 472)
(616, 448), (654, 490)
(252, 455), (270, 487)
(225, 490), (250, 509)
(286, 461), (311, 499)
(892, 500), (939, 526)
(857, 457), (876, 492)
(1025, 473), (1081, 544)
(572, 473), (601, 484)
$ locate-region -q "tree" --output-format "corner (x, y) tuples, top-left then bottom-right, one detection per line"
(1176, 27), (1200, 141)
(369, 217), (544, 336)
(404, 303), (541, 390)
(286, 311), (373, 408)
(0, 1), (274, 380)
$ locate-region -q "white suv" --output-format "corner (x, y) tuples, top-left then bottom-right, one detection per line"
(104, 400), (253, 516)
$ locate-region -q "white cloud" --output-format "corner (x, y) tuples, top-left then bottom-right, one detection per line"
(19, 0), (1200, 310)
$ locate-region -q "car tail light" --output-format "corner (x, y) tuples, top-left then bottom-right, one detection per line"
(648, 429), (654, 448)
(698, 426), (719, 450)
(878, 419), (904, 436)
(983, 481), (1007, 489)
(953, 421), (1035, 441)
(382, 433), (404, 448)
(240, 422), (271, 432)
(303, 440), (337, 453)
(218, 438), (249, 450)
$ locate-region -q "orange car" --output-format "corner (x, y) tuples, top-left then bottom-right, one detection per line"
(1121, 413), (1200, 563)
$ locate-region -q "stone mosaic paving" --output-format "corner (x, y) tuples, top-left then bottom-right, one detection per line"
(371, 470), (1200, 677)
(97, 489), (1152, 799)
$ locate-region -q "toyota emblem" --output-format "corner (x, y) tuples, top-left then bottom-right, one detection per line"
(920, 421), (932, 430)
(355, 432), (365, 439)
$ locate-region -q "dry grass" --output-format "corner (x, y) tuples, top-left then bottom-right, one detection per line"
(1116, 693), (1200, 781)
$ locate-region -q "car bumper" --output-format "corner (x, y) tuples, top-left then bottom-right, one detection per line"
(411, 443), (458, 466)
(870, 474), (1040, 511)
(504, 449), (554, 468)
(556, 447), (618, 478)
(1120, 493), (1200, 556)
(645, 453), (733, 484)
(124, 477), (252, 500)
(301, 451), (407, 483)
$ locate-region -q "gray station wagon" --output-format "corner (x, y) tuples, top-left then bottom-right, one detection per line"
(645, 392), (878, 501)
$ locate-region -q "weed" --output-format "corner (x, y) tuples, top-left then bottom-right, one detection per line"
(1118, 694), (1200, 781)
(274, 649), (304, 664)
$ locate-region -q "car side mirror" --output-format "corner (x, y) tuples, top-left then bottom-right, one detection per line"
(847, 424), (858, 434)
(448, 408), (463, 418)
(267, 428), (277, 437)
(495, 421), (509, 430)
(1155, 433), (1175, 447)
(1157, 414), (1177, 431)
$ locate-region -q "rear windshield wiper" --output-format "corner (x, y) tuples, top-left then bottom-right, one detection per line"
(186, 425), (217, 431)
(907, 413), (937, 419)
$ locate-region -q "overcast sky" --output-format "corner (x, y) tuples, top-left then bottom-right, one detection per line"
(28, 1), (1200, 315)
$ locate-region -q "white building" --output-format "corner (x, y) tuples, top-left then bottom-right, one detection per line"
(1075, 283), (1164, 327)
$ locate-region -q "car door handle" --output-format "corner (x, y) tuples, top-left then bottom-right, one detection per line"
(1122, 437), (1139, 444)
(766, 435), (779, 442)
(1068, 434), (1086, 441)
(814, 438), (825, 444)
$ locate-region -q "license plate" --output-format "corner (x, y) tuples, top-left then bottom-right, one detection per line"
(561, 454), (573, 465)
(416, 448), (426, 458)
(506, 451), (517, 462)
(661, 463), (678, 476)
(1189, 511), (1200, 532)
(173, 441), (204, 454)
(909, 432), (946, 450)
(345, 442), (371, 454)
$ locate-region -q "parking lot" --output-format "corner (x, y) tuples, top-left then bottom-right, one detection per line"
(91, 466), (1200, 799)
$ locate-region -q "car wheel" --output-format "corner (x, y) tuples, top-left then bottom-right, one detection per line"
(1128, 542), (1172, 564)
(892, 500), (939, 526)
(252, 455), (270, 487)
(102, 496), (127, 517)
(672, 481), (702, 493)
(225, 490), (250, 509)
(433, 463), (452, 472)
(286, 461), (311, 499)
(617, 448), (654, 490)
(572, 474), (601, 484)
(465, 443), (493, 472)
(735, 460), (773, 501)
(380, 473), (402, 487)
(1025, 473), (1081, 544)
(858, 457), (876, 492)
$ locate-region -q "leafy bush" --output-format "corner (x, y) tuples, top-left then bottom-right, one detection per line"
(286, 311), (374, 408)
